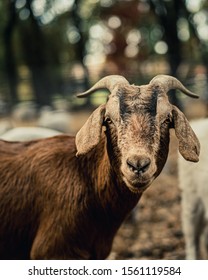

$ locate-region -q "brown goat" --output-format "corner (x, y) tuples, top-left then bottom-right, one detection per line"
(0, 75), (200, 259)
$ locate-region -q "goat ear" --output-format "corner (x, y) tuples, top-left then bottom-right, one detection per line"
(172, 106), (200, 162)
(75, 104), (106, 156)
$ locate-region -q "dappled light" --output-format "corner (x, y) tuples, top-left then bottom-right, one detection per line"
(107, 15), (122, 29)
(193, 10), (208, 42)
(177, 18), (190, 41)
(154, 41), (168, 54)
(32, 0), (74, 24)
(1, 0), (207, 111)
(186, 0), (205, 13)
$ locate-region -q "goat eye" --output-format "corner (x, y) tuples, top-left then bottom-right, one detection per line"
(164, 113), (172, 124)
(104, 117), (112, 124)
(161, 113), (172, 126)
(167, 113), (172, 121)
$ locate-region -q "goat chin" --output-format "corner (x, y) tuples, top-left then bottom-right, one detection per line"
(120, 161), (157, 193)
(122, 175), (154, 193)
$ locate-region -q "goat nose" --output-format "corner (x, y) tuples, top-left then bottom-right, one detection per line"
(127, 155), (151, 174)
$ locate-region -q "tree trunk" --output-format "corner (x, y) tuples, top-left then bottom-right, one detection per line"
(19, 0), (53, 107)
(3, 0), (19, 106)
(149, 0), (183, 109)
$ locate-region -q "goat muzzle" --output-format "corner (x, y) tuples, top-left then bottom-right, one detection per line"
(121, 154), (156, 193)
(127, 155), (151, 175)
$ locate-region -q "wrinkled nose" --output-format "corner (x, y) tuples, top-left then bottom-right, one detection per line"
(127, 155), (151, 174)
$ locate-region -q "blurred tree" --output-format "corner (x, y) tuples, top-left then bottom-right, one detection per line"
(148, 0), (184, 108)
(3, 0), (19, 106)
(18, 0), (53, 106)
(149, 0), (181, 76)
(70, 0), (92, 107)
(71, 0), (89, 88)
(0, 0), (207, 110)
(97, 0), (208, 108)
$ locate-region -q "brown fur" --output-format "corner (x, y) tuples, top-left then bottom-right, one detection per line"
(0, 79), (200, 260)
(0, 135), (140, 259)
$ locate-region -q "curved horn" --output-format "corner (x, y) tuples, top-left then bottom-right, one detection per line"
(150, 75), (199, 98)
(76, 75), (129, 98)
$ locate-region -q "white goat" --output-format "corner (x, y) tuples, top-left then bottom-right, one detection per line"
(38, 107), (72, 133)
(0, 127), (62, 141)
(0, 119), (13, 136)
(178, 118), (208, 259)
